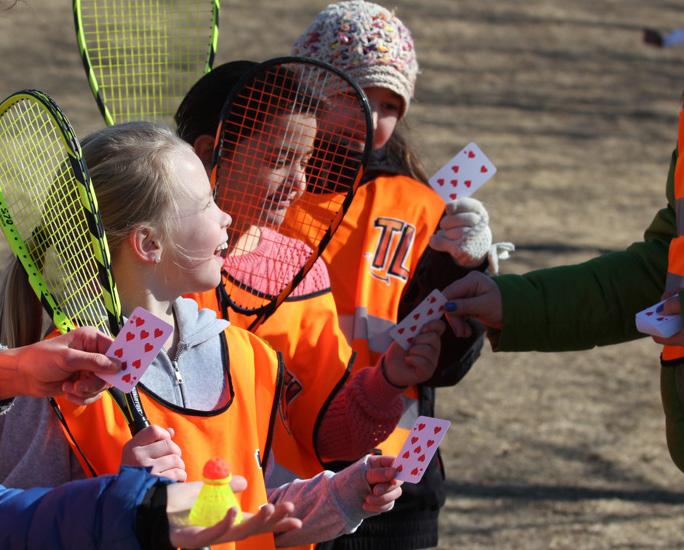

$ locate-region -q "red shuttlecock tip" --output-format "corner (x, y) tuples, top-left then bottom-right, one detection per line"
(203, 458), (231, 480)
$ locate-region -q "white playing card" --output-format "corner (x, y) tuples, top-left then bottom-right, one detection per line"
(392, 416), (451, 483)
(389, 290), (447, 350)
(635, 299), (683, 338)
(428, 142), (497, 203)
(98, 307), (173, 392)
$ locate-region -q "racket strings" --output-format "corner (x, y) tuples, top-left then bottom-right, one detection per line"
(213, 61), (369, 314)
(0, 99), (111, 334)
(79, 0), (215, 124)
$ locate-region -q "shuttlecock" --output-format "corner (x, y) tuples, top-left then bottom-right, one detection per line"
(189, 458), (243, 527)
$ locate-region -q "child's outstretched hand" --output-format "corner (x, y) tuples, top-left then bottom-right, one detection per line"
(121, 425), (187, 481)
(168, 476), (302, 548)
(383, 319), (445, 387)
(363, 455), (402, 513)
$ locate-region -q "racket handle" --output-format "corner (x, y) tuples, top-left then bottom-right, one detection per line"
(107, 387), (150, 435)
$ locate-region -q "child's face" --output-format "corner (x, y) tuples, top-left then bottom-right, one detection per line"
(219, 112), (317, 230)
(162, 146), (232, 295)
(364, 87), (402, 151)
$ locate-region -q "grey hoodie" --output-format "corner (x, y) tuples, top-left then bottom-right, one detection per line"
(0, 298), (379, 545)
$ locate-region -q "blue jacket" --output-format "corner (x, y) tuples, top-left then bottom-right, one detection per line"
(0, 467), (170, 549)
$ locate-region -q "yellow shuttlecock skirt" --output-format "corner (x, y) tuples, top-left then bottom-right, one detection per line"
(189, 475), (244, 527)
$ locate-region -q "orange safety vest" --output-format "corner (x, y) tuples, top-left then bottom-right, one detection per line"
(56, 325), (283, 550)
(283, 175), (445, 455)
(663, 107), (684, 365)
(192, 278), (353, 479)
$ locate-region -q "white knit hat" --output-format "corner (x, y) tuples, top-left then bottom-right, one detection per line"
(293, 0), (418, 116)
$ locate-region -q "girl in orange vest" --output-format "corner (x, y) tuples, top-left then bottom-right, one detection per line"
(176, 61), (449, 487)
(291, 2), (512, 548)
(0, 122), (404, 549)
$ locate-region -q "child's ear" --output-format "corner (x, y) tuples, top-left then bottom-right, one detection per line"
(129, 226), (163, 264)
(193, 134), (214, 172)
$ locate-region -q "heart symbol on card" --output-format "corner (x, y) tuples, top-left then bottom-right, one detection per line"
(413, 313), (421, 320)
(427, 439), (435, 447)
(480, 165), (488, 173)
(464, 180), (472, 188)
(427, 308), (434, 315)
(646, 311), (654, 316)
(411, 436), (419, 444)
(144, 343), (153, 353)
(418, 454), (426, 462)
(408, 337), (415, 344)
(449, 193), (458, 200)
(418, 423), (426, 431)
(467, 150), (475, 158)
(154, 328), (164, 339)
(122, 374), (132, 383)
(120, 361), (128, 371)
(410, 325), (417, 332)
(114, 348), (123, 358)
(451, 165), (459, 173)
(125, 332), (134, 341)
(414, 445), (422, 454)
(411, 467), (419, 476)
(140, 330), (149, 340)
(135, 317), (144, 327)
(657, 317), (665, 321)
(437, 178), (445, 186)
(434, 426), (442, 434)
(132, 359), (141, 369)
(402, 451), (410, 459)
(450, 179), (458, 187)
(397, 465), (403, 472)
(398, 328), (405, 334)
(439, 305), (445, 312)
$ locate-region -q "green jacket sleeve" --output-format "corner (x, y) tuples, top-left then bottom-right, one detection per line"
(491, 149), (677, 352)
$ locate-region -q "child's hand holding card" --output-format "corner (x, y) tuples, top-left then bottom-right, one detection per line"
(429, 142), (497, 203)
(392, 416), (451, 483)
(635, 298), (683, 339)
(97, 307), (173, 392)
(389, 289), (447, 350)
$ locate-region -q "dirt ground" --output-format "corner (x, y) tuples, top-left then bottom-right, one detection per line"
(2, 0), (684, 548)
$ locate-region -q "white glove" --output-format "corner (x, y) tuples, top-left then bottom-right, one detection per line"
(487, 242), (515, 275)
(429, 197), (492, 268)
(429, 198), (515, 273)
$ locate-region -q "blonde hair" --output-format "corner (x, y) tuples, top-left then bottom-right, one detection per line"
(0, 122), (191, 347)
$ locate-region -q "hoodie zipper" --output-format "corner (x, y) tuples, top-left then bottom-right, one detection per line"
(170, 342), (189, 407)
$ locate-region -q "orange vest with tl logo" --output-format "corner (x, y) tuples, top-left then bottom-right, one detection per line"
(662, 108), (684, 365)
(56, 325), (283, 550)
(284, 174), (445, 456)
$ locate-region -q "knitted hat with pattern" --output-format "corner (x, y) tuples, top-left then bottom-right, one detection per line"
(293, 0), (418, 116)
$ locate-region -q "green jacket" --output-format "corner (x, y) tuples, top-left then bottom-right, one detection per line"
(493, 149), (684, 470)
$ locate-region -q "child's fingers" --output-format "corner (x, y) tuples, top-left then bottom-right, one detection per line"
(439, 212), (481, 230)
(157, 466), (187, 482)
(148, 452), (186, 474)
(366, 454), (396, 469)
(136, 437), (183, 461)
(363, 484), (403, 513)
(132, 424), (174, 446)
(366, 465), (397, 485)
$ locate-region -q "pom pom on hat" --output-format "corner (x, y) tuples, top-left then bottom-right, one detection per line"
(293, 0), (418, 116)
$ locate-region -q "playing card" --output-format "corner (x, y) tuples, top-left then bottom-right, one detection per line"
(389, 289), (447, 350)
(428, 142), (497, 203)
(98, 307), (173, 392)
(392, 416), (451, 483)
(635, 298), (683, 338)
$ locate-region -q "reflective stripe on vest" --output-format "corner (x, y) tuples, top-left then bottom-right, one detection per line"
(663, 107), (684, 363)
(56, 326), (282, 550)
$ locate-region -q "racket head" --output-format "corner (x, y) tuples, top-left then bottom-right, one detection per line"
(0, 90), (148, 432)
(0, 89), (121, 335)
(73, 0), (220, 126)
(211, 56), (372, 325)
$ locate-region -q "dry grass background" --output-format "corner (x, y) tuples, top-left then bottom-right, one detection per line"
(2, 0), (684, 547)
